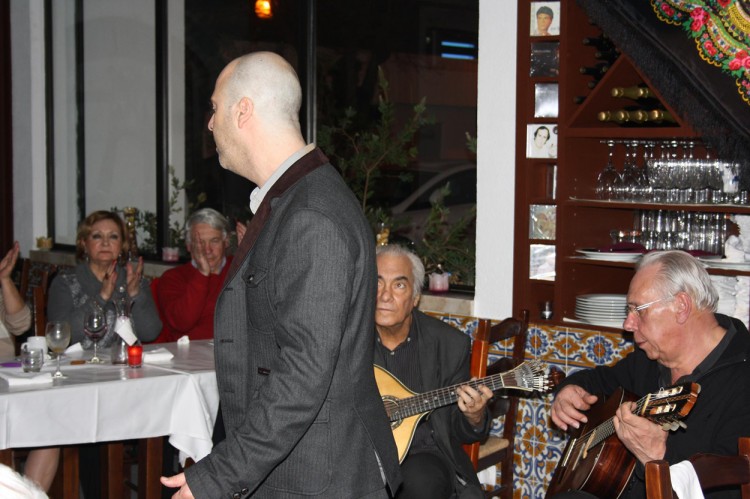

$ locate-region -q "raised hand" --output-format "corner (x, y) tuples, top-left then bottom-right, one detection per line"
(100, 260), (118, 301)
(125, 257), (144, 297)
(0, 241), (20, 281)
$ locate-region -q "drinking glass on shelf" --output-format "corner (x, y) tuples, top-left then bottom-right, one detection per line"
(45, 321), (71, 379)
(83, 302), (108, 364)
(595, 140), (620, 200)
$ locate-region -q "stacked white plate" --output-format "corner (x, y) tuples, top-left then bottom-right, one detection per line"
(576, 249), (642, 262)
(575, 293), (627, 328)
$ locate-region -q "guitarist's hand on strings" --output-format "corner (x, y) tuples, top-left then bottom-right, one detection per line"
(550, 384), (598, 431)
(456, 380), (493, 427)
(613, 401), (667, 464)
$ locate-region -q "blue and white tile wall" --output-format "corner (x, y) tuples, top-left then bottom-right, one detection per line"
(424, 313), (634, 499)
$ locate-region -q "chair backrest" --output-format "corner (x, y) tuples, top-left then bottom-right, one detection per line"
(464, 309), (530, 468)
(646, 437), (750, 499)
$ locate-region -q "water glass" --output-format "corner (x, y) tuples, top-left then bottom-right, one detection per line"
(20, 343), (44, 373)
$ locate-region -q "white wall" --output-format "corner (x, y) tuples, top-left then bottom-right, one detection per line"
(474, 0), (517, 320)
(10, 0), (47, 255)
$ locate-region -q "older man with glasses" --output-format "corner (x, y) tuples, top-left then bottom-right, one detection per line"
(548, 250), (750, 499)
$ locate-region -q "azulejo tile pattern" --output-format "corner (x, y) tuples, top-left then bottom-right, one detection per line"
(426, 313), (634, 499)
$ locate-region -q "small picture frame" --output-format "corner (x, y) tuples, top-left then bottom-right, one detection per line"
(530, 42), (559, 78)
(534, 83), (559, 118)
(529, 204), (556, 240)
(526, 124), (558, 159)
(529, 244), (556, 281)
(530, 1), (561, 37)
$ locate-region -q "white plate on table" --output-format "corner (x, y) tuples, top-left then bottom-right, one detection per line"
(698, 258), (750, 271)
(576, 249), (643, 262)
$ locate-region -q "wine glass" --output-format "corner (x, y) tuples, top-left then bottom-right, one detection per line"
(595, 140), (620, 200)
(45, 321), (71, 378)
(83, 302), (108, 364)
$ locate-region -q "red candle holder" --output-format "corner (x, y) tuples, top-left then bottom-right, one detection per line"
(127, 344), (143, 368)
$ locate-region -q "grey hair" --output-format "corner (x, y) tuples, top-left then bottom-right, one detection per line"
(375, 244), (425, 299)
(224, 52), (302, 130)
(185, 208), (230, 246)
(637, 250), (719, 312)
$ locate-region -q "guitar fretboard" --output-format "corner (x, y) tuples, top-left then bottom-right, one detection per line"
(573, 384), (696, 453)
(390, 360), (545, 421)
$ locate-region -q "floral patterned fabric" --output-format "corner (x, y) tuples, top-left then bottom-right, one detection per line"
(652, 0), (750, 105)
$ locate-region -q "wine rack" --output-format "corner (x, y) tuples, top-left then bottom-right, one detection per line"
(512, 0), (750, 328)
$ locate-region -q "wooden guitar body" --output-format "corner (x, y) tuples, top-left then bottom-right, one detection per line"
(545, 382), (699, 498)
(546, 388), (636, 498)
(374, 364), (426, 463)
(375, 360), (555, 464)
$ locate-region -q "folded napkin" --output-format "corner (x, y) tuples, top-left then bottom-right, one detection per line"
(143, 348), (174, 363)
(669, 460), (704, 499)
(65, 343), (83, 354)
(176, 335), (190, 346)
(0, 371), (53, 387)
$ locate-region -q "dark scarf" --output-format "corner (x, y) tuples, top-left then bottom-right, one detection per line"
(226, 147), (330, 280)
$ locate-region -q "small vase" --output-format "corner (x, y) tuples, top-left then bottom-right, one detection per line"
(428, 272), (450, 293)
(162, 247), (179, 262)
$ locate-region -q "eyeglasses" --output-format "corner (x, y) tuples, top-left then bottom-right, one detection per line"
(626, 296), (674, 318)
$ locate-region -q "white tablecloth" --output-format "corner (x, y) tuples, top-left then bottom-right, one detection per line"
(0, 340), (219, 464)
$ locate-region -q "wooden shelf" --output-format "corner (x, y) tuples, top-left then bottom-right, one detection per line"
(565, 198), (750, 214)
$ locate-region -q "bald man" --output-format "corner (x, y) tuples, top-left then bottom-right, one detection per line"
(161, 52), (401, 498)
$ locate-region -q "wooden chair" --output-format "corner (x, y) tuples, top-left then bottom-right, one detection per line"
(18, 258), (56, 337)
(464, 310), (530, 499)
(646, 437), (750, 499)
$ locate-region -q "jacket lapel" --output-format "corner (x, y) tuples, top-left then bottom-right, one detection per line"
(226, 147), (330, 280)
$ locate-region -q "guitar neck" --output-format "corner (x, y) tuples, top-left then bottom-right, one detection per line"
(580, 384), (698, 449)
(396, 363), (539, 419)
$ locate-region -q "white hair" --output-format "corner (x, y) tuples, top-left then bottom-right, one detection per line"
(185, 208), (230, 245)
(0, 464), (48, 499)
(637, 250), (719, 312)
(375, 244), (425, 299)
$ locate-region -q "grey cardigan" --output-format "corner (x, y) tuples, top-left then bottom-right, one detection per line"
(47, 263), (161, 347)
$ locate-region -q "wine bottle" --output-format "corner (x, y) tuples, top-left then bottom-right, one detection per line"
(597, 110), (647, 125)
(648, 109), (676, 124)
(611, 85), (652, 100)
(582, 36), (614, 51)
(573, 95), (587, 105)
(579, 63), (609, 76)
(594, 49), (619, 62)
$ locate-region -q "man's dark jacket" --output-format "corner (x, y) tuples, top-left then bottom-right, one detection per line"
(376, 310), (490, 499)
(555, 314), (750, 499)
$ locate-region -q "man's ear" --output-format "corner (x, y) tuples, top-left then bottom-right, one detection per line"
(674, 292), (692, 324)
(237, 97), (253, 127)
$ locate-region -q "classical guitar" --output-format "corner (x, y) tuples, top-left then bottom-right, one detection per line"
(375, 360), (555, 463)
(545, 382), (701, 499)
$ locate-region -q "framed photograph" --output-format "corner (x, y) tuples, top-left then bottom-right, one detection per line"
(529, 244), (556, 281)
(530, 1), (561, 36)
(526, 124), (558, 159)
(530, 42), (559, 78)
(529, 204), (556, 240)
(534, 83), (559, 118)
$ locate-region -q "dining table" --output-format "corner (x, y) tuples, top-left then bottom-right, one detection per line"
(0, 339), (219, 498)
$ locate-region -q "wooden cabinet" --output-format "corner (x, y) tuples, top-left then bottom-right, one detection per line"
(513, 0), (750, 328)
